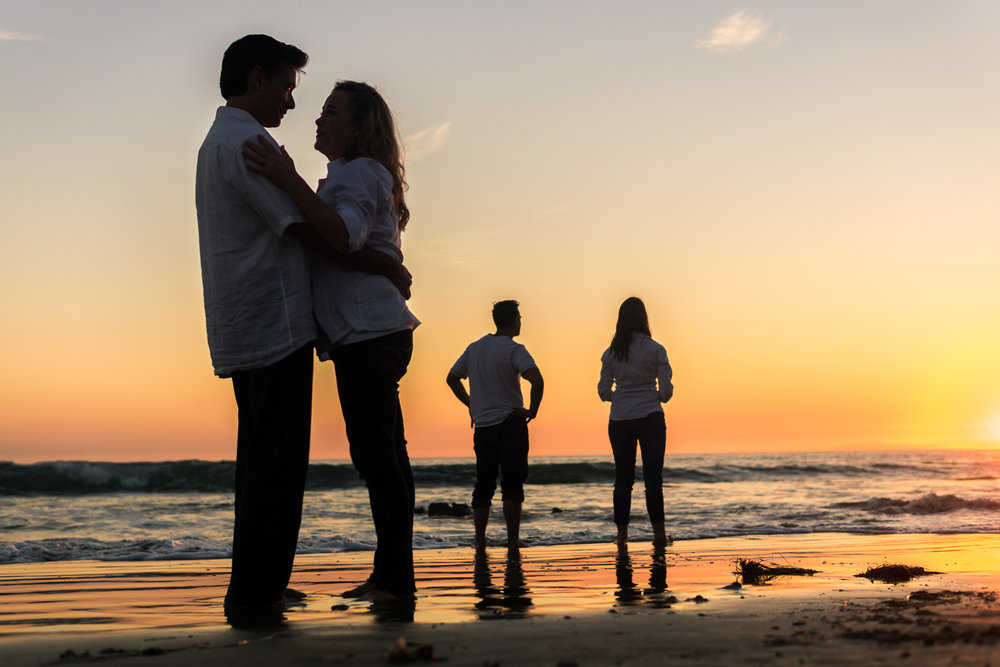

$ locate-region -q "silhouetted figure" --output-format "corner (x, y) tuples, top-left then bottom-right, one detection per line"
(196, 34), (314, 621)
(243, 81), (418, 601)
(598, 297), (673, 548)
(447, 301), (544, 550)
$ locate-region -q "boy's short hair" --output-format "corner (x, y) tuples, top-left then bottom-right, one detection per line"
(220, 34), (308, 99)
(492, 300), (520, 328)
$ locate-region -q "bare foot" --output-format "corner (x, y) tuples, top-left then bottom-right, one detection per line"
(507, 538), (528, 549)
(341, 581), (375, 598)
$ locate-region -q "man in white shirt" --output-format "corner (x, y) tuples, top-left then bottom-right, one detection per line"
(196, 34), (315, 618)
(446, 301), (544, 550)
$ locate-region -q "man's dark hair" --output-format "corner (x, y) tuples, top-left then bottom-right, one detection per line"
(220, 34), (308, 99)
(492, 300), (520, 328)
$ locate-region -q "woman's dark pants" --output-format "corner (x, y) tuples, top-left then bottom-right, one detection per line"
(331, 330), (415, 595)
(609, 411), (666, 526)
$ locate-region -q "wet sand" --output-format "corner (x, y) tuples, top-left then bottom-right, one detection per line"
(2, 533), (998, 665)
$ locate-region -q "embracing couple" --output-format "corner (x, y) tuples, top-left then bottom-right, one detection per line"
(195, 34), (418, 619)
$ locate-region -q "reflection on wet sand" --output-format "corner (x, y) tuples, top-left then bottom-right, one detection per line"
(474, 549), (533, 619)
(614, 547), (675, 609)
(368, 594), (416, 623)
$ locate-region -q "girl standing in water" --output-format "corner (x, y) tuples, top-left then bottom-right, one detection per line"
(598, 297), (673, 549)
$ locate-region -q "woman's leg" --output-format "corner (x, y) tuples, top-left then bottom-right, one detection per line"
(332, 331), (415, 596)
(609, 419), (638, 545)
(637, 413), (667, 546)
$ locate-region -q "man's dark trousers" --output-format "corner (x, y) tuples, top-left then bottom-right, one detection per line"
(227, 344), (313, 606)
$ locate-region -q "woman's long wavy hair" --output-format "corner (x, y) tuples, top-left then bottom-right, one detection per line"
(335, 80), (410, 230)
(609, 297), (650, 361)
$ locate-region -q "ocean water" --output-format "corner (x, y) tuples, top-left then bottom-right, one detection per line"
(0, 450), (997, 564)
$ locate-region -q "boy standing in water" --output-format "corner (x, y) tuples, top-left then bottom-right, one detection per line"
(446, 300), (544, 550)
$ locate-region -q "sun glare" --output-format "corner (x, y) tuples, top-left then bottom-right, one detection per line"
(987, 415), (1000, 442)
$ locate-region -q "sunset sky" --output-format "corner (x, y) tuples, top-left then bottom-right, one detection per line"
(1, 1), (999, 463)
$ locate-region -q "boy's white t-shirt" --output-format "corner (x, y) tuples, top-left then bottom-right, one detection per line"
(450, 334), (537, 427)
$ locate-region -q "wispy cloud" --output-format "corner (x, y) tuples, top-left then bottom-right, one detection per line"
(404, 122), (452, 162)
(409, 231), (500, 271)
(697, 10), (773, 54)
(0, 25), (41, 41)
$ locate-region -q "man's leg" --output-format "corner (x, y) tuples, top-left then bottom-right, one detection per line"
(227, 344), (313, 608)
(472, 424), (502, 550)
(502, 497), (522, 549)
(498, 415), (529, 549)
(473, 507), (490, 551)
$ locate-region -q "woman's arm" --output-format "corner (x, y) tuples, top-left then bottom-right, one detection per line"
(657, 347), (674, 403)
(289, 223), (411, 299)
(597, 351), (615, 402)
(243, 136), (350, 252)
(244, 136), (410, 298)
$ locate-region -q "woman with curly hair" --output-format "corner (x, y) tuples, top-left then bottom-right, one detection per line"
(244, 80), (419, 600)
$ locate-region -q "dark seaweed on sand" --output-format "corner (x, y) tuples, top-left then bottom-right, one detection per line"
(855, 563), (940, 583)
(732, 558), (818, 585)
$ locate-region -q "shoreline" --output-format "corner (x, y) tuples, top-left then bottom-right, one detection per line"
(2, 533), (998, 665)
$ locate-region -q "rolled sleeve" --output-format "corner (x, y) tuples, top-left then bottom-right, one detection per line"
(322, 159), (387, 253)
(597, 349), (614, 402)
(450, 349), (470, 379)
(657, 348), (674, 403)
(511, 345), (537, 375)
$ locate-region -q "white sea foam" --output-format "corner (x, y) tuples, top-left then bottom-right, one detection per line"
(1, 451), (997, 563)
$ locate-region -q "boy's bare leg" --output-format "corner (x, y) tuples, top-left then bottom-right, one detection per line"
(651, 521), (670, 547)
(474, 507), (490, 550)
(503, 498), (525, 548)
(616, 523), (629, 549)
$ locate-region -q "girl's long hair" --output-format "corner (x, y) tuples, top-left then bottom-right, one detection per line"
(334, 80), (410, 230)
(609, 297), (650, 361)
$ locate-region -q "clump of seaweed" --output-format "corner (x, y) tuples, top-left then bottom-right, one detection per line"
(855, 563), (940, 584)
(733, 558), (819, 585)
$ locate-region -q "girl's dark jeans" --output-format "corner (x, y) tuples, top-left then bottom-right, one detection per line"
(332, 330), (415, 595)
(609, 411), (666, 526)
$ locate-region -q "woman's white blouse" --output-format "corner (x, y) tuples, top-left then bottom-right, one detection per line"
(598, 334), (673, 421)
(311, 157), (419, 350)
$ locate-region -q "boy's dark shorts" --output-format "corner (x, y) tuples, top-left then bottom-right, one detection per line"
(471, 412), (529, 507)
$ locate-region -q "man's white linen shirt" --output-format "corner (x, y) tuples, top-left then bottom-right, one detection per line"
(196, 106), (316, 377)
(598, 334), (673, 421)
(311, 157), (419, 350)
(450, 334), (537, 428)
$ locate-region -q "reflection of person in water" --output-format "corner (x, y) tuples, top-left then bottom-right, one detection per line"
(473, 549), (533, 619)
(614, 548), (670, 608)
